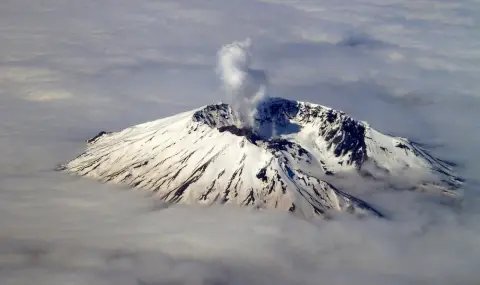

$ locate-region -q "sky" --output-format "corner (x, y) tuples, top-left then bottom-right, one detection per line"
(0, 0), (479, 284)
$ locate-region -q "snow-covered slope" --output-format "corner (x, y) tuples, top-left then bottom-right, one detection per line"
(62, 98), (461, 218)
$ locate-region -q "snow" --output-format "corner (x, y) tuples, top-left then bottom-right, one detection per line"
(64, 98), (459, 219)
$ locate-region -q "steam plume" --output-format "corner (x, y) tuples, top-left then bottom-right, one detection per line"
(217, 39), (268, 129)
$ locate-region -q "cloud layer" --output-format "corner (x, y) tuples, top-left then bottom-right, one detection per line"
(0, 0), (480, 284)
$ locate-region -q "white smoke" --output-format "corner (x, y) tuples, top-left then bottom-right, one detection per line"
(217, 39), (268, 129)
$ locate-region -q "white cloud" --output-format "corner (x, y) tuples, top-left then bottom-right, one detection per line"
(24, 89), (73, 102)
(0, 66), (58, 84)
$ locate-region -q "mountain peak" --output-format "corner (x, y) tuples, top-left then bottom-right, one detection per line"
(193, 98), (368, 167)
(62, 97), (461, 219)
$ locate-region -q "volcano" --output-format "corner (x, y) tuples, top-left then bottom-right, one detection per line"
(61, 97), (461, 219)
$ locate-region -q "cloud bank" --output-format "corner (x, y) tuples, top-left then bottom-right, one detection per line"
(0, 0), (479, 284)
(0, 177), (479, 285)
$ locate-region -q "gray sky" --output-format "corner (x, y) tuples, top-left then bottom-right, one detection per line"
(0, 0), (479, 284)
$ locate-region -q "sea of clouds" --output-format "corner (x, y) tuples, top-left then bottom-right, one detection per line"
(1, 0), (480, 284)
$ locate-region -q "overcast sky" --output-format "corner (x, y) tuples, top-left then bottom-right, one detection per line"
(0, 0), (479, 284)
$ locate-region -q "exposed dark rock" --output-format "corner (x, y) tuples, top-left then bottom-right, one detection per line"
(192, 103), (235, 128)
(87, 131), (111, 144)
(256, 168), (268, 182)
(267, 139), (294, 152)
(320, 117), (367, 167)
(289, 203), (296, 212)
(217, 125), (262, 144)
(395, 143), (409, 149)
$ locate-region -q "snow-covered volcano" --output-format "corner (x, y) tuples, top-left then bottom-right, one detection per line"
(62, 97), (461, 219)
